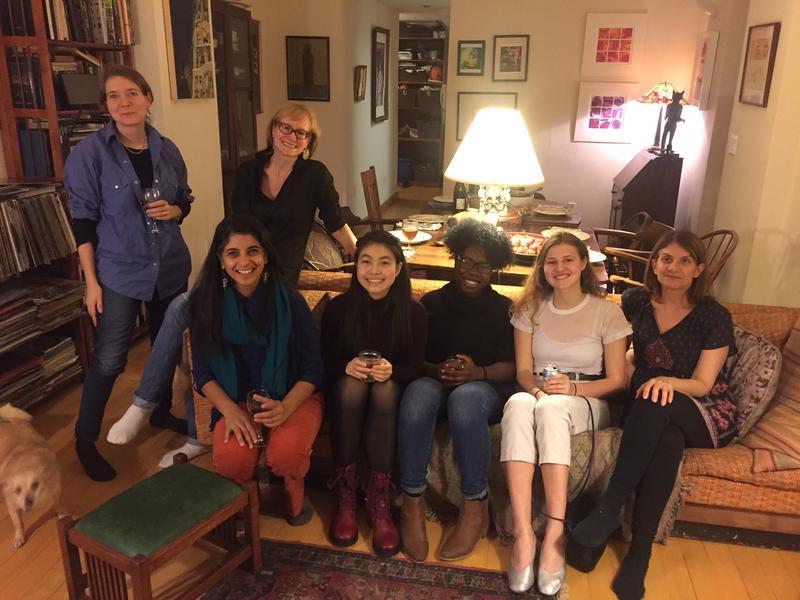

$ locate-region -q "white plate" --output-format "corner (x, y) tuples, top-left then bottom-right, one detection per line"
(432, 194), (451, 204)
(390, 230), (432, 245)
(542, 227), (591, 241)
(589, 249), (606, 263)
(408, 213), (446, 224)
(534, 204), (570, 216)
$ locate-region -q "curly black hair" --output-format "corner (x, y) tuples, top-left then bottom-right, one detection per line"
(443, 218), (513, 269)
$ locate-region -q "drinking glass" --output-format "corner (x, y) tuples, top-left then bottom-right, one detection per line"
(358, 350), (382, 383)
(142, 187), (161, 234)
(401, 218), (418, 258)
(246, 388), (270, 447)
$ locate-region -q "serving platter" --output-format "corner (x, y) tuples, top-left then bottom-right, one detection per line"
(389, 230), (432, 245)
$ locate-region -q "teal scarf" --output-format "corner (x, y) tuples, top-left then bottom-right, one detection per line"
(207, 281), (292, 402)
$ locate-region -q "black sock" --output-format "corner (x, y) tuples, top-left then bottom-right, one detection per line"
(75, 440), (116, 481)
(149, 411), (188, 435)
(612, 540), (652, 600)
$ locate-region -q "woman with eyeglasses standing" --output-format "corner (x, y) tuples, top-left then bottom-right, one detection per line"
(396, 220), (518, 563)
(501, 232), (630, 596)
(230, 102), (357, 286)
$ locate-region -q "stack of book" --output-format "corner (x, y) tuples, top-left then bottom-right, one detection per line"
(0, 351), (45, 409)
(23, 334), (81, 393)
(59, 118), (106, 161)
(43, 0), (135, 45)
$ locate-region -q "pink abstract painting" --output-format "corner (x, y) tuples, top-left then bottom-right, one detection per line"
(588, 95), (625, 129)
(595, 27), (633, 63)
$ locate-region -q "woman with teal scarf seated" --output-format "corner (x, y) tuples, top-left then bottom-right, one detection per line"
(190, 215), (324, 525)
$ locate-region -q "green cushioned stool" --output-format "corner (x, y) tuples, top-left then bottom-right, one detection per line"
(57, 463), (261, 600)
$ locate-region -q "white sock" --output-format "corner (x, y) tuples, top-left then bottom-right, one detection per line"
(159, 442), (210, 468)
(106, 404), (153, 444)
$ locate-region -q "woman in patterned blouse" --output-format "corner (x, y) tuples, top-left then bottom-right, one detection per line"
(572, 231), (736, 600)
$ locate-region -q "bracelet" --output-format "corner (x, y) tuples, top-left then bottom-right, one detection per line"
(482, 366), (487, 380)
(529, 387), (543, 399)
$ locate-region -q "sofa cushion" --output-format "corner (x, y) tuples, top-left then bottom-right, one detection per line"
(682, 444), (800, 491)
(682, 474), (800, 516)
(728, 326), (782, 438)
(739, 322), (800, 472)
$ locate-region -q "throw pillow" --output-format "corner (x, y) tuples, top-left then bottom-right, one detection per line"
(728, 325), (783, 439)
(308, 291), (331, 331)
(740, 323), (800, 472)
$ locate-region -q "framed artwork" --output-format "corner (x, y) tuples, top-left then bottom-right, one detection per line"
(739, 22), (781, 107)
(286, 36), (330, 102)
(372, 27), (390, 122)
(492, 35), (529, 81)
(457, 40), (485, 76)
(580, 13), (647, 79)
(354, 65), (367, 101)
(249, 20), (262, 113)
(457, 92), (517, 140)
(573, 82), (640, 143)
(689, 30), (719, 110)
(163, 0), (214, 99)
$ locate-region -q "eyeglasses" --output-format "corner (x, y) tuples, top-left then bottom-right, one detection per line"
(456, 255), (492, 274)
(275, 120), (310, 140)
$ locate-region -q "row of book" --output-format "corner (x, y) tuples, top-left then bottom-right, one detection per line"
(43, 0), (135, 45)
(0, 334), (82, 409)
(0, 185), (77, 280)
(5, 48), (45, 109)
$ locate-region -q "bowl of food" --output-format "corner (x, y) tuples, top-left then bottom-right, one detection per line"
(506, 232), (547, 263)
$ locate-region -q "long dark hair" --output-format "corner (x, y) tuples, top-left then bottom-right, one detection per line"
(189, 215), (283, 353)
(645, 230), (711, 304)
(336, 230), (413, 358)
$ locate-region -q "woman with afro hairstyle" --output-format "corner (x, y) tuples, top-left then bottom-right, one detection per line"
(397, 219), (518, 562)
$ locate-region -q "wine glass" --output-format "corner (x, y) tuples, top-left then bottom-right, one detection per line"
(142, 187), (161, 234)
(358, 350), (382, 383)
(246, 388), (269, 447)
(401, 218), (418, 258)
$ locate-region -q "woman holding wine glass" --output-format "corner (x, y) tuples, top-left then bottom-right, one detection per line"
(189, 215), (324, 525)
(320, 230), (427, 557)
(64, 65), (193, 481)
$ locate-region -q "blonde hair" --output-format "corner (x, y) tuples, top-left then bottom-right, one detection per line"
(511, 232), (602, 320)
(266, 102), (320, 156)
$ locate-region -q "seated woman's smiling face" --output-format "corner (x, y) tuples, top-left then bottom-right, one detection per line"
(219, 233), (266, 297)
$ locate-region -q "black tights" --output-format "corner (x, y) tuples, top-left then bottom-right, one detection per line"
(330, 376), (400, 473)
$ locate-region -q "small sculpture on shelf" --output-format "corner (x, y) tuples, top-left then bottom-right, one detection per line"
(660, 90), (685, 154)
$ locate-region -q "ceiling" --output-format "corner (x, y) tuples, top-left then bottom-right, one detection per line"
(381, 0), (450, 10)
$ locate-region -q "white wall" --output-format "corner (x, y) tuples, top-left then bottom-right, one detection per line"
(249, 0), (398, 217)
(713, 0), (800, 306)
(133, 2), (225, 285)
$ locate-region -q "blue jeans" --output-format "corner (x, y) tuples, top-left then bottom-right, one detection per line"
(397, 377), (509, 500)
(74, 285), (185, 441)
(130, 292), (199, 442)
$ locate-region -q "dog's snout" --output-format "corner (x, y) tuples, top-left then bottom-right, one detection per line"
(23, 496), (34, 511)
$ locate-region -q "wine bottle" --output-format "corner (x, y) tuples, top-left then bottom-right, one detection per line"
(453, 182), (467, 212)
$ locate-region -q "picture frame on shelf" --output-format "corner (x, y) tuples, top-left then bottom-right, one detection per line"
(354, 65), (367, 101)
(286, 36), (330, 102)
(163, 0), (214, 99)
(573, 81), (640, 143)
(372, 27), (390, 122)
(689, 30), (719, 110)
(580, 13), (647, 79)
(457, 91), (517, 141)
(492, 35), (529, 81)
(457, 40), (485, 76)
(739, 22), (781, 107)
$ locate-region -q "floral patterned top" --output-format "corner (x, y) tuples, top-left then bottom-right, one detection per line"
(622, 288), (738, 447)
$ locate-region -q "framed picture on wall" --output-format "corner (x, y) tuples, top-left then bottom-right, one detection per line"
(739, 22), (781, 107)
(689, 30), (719, 110)
(457, 91), (517, 140)
(580, 13), (647, 79)
(492, 35), (529, 81)
(286, 36), (330, 102)
(354, 65), (367, 101)
(163, 0), (214, 99)
(457, 40), (485, 76)
(573, 82), (640, 143)
(372, 27), (390, 122)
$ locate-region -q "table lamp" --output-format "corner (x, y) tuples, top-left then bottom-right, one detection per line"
(444, 108), (544, 225)
(638, 82), (687, 152)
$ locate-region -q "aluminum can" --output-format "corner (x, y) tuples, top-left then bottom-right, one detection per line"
(542, 365), (560, 380)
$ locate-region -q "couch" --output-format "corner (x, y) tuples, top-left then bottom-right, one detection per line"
(188, 270), (800, 539)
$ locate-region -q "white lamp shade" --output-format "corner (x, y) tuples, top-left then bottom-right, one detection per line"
(444, 108), (544, 187)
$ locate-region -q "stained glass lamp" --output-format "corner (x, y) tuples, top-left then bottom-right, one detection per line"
(639, 82), (687, 150)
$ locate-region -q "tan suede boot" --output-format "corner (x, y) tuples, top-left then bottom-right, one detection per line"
(437, 497), (489, 561)
(400, 494), (428, 562)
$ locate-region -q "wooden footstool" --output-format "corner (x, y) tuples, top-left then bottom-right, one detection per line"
(57, 463), (261, 600)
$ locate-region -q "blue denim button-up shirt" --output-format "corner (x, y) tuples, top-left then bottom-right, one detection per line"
(64, 121), (193, 301)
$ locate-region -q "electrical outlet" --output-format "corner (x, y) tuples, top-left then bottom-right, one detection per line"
(727, 134), (738, 155)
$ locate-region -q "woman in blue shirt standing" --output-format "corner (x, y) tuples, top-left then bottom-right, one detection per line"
(64, 65), (193, 481)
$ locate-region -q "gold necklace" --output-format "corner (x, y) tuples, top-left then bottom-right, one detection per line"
(124, 145), (147, 155)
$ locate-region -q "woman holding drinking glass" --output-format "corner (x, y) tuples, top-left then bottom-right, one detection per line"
(65, 65), (192, 481)
(189, 215), (324, 525)
(320, 231), (427, 557)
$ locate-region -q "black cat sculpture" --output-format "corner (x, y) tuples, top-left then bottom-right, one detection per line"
(660, 90), (685, 153)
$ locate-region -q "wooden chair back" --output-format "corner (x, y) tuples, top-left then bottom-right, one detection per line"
(701, 229), (738, 282)
(360, 166), (382, 219)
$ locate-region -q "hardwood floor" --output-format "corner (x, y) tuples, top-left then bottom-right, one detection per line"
(2, 339), (797, 599)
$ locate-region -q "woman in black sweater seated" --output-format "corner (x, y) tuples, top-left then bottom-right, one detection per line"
(320, 231), (427, 558)
(396, 220), (517, 563)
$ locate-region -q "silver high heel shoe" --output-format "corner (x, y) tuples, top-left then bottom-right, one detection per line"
(537, 564), (566, 596)
(507, 560), (536, 594)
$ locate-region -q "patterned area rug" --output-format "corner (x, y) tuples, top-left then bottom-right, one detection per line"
(204, 540), (553, 599)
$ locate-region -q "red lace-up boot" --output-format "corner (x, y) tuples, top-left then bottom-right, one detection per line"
(366, 471), (400, 557)
(328, 463), (358, 546)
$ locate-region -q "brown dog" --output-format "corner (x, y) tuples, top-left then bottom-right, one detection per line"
(0, 403), (66, 548)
